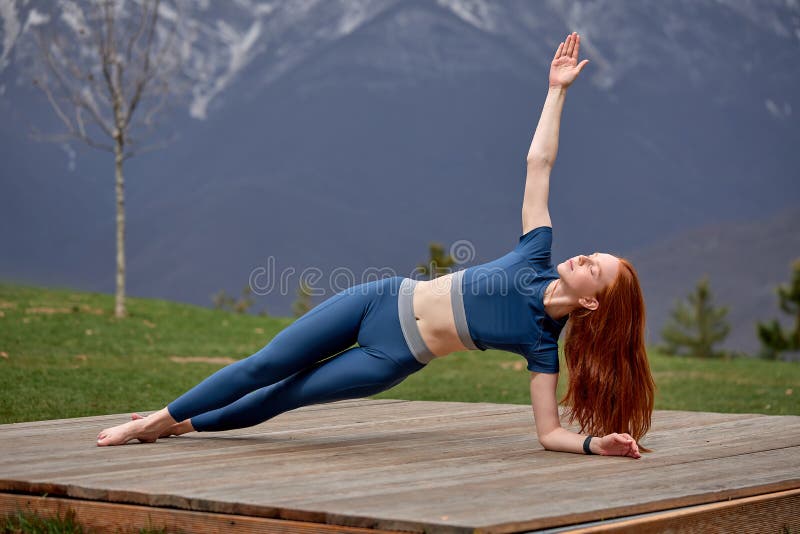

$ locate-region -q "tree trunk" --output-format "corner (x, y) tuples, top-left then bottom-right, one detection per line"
(114, 139), (126, 318)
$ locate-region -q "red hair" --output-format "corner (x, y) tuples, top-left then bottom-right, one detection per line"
(559, 258), (657, 453)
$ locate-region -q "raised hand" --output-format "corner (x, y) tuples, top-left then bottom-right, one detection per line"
(597, 432), (642, 459)
(549, 32), (590, 89)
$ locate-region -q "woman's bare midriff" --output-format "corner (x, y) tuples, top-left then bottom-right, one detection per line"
(411, 272), (471, 358)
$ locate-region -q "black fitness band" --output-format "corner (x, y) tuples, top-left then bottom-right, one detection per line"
(583, 435), (594, 455)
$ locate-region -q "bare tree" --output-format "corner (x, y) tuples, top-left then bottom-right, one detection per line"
(26, 0), (185, 318)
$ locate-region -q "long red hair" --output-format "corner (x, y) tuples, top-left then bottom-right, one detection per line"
(559, 258), (657, 453)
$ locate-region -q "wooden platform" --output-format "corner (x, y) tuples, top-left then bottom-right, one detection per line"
(1, 399), (798, 533)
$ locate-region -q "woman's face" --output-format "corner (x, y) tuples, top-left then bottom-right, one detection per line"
(555, 252), (620, 309)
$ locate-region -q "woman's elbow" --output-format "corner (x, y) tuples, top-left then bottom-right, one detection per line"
(536, 429), (557, 451)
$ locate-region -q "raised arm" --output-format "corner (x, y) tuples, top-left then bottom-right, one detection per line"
(522, 32), (589, 235)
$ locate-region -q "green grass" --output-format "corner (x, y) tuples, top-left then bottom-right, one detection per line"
(0, 280), (797, 424)
(1, 509), (84, 534)
(1, 508), (166, 533)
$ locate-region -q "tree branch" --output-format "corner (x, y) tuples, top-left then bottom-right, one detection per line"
(141, 80), (170, 127)
(122, 132), (177, 161)
(125, 0), (150, 70)
(29, 124), (114, 153)
(35, 29), (115, 139)
(126, 0), (163, 128)
(31, 77), (74, 134)
(99, 0), (121, 140)
(27, 0), (185, 161)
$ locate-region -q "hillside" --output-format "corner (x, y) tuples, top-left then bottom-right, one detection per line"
(626, 205), (800, 355)
(0, 282), (797, 425)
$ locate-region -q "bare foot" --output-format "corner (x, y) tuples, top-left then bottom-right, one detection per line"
(131, 413), (184, 438)
(96, 418), (160, 446)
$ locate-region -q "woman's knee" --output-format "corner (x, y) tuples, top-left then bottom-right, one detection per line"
(227, 344), (289, 384)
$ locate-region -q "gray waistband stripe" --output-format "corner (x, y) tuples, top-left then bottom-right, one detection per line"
(450, 269), (479, 350)
(398, 278), (437, 365)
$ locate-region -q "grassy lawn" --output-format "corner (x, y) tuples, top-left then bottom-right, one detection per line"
(0, 281), (797, 424)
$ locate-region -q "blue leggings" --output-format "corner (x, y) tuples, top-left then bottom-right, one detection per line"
(167, 276), (428, 432)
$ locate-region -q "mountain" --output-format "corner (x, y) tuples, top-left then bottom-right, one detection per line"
(625, 205), (800, 356)
(0, 0), (798, 355)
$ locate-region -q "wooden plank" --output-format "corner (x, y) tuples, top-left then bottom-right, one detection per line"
(341, 450), (800, 532)
(0, 407), (528, 476)
(0, 404), (529, 474)
(0, 402), (764, 464)
(3, 414), (796, 494)
(9, 412), (791, 500)
(2, 416), (797, 496)
(563, 488), (800, 533)
(0, 398), (415, 439)
(0, 399), (503, 438)
(0, 493), (412, 534)
(67, 418), (796, 508)
(0, 398), (411, 433)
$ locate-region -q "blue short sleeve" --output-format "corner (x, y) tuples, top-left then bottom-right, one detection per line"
(515, 226), (553, 270)
(523, 346), (559, 374)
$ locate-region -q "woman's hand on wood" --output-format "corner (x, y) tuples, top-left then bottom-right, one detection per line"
(549, 32), (590, 89)
(597, 432), (642, 459)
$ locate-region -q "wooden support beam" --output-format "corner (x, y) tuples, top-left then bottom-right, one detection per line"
(563, 488), (800, 533)
(0, 493), (410, 534)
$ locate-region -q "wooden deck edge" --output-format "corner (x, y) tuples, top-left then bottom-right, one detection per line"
(0, 493), (420, 534)
(479, 479), (800, 533)
(555, 487), (800, 533)
(0, 481), (452, 533)
(0, 398), (414, 427)
(3, 481), (799, 534)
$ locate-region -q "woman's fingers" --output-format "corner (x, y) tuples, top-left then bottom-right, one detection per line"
(553, 32), (583, 63)
(599, 433), (641, 458)
(621, 433), (639, 454)
(553, 42), (564, 61)
(612, 433), (633, 456)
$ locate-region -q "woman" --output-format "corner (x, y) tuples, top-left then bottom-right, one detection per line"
(98, 32), (655, 458)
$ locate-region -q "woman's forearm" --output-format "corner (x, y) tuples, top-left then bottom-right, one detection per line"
(526, 85), (568, 166)
(541, 426), (599, 455)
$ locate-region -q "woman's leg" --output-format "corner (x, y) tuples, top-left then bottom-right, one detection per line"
(135, 277), (427, 437)
(97, 283), (375, 446)
(164, 284), (376, 423)
(186, 345), (417, 432)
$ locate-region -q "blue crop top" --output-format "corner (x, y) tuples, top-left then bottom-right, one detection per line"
(456, 226), (568, 374)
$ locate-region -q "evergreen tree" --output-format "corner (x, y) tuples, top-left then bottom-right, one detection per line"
(659, 275), (731, 358)
(211, 289), (235, 311)
(756, 258), (800, 360)
(232, 286), (255, 314)
(211, 286), (255, 314)
(417, 242), (456, 279)
(292, 279), (314, 318)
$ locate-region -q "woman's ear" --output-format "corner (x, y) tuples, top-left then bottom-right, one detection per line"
(578, 296), (598, 311)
